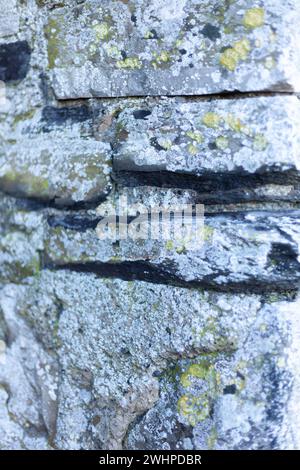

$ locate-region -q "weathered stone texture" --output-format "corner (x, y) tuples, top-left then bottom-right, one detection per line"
(47, 0), (300, 98)
(0, 0), (19, 38)
(113, 96), (300, 178)
(0, 104), (112, 206)
(5, 270), (300, 450)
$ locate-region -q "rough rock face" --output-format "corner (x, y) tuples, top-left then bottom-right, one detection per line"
(47, 0), (300, 97)
(1, 0), (300, 450)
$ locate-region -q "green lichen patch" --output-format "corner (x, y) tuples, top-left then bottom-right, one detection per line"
(178, 359), (220, 427)
(177, 394), (210, 426)
(44, 17), (64, 69)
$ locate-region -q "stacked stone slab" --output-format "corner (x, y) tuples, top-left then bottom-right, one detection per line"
(1, 0), (300, 450)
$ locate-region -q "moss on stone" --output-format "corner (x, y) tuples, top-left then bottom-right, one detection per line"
(44, 17), (63, 69)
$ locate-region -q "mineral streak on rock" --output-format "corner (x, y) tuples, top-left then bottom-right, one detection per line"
(47, 0), (300, 98)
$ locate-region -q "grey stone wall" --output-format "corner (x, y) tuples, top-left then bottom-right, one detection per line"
(1, 0), (300, 450)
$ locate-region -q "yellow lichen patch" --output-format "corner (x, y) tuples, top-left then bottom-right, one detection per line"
(233, 38), (251, 60)
(188, 363), (209, 380)
(243, 8), (265, 29)
(116, 57), (142, 69)
(187, 143), (198, 155)
(159, 139), (173, 150)
(180, 372), (192, 388)
(106, 45), (121, 59)
(151, 50), (172, 69)
(186, 130), (203, 144)
(165, 240), (174, 251)
(220, 48), (239, 71)
(93, 22), (111, 41)
(226, 114), (244, 132)
(215, 136), (229, 150)
(175, 38), (183, 47)
(156, 50), (171, 63)
(177, 359), (221, 427)
(226, 113), (253, 136)
(180, 362), (212, 388)
(220, 38), (251, 71)
(202, 112), (221, 128)
(253, 133), (268, 151)
(202, 225), (214, 242)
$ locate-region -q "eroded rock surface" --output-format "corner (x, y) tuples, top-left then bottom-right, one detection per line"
(47, 0), (300, 97)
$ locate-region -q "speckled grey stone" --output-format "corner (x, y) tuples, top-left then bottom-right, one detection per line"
(1, 189), (299, 290)
(113, 96), (300, 178)
(47, 0), (300, 98)
(0, 283), (57, 449)
(125, 293), (300, 450)
(0, 0), (19, 38)
(45, 188), (300, 291)
(0, 107), (112, 206)
(3, 269), (298, 450)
